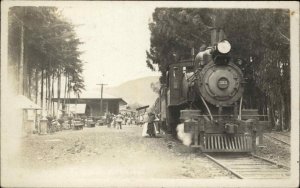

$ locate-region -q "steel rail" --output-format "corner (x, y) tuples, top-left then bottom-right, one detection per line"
(264, 134), (290, 146)
(274, 132), (290, 138)
(204, 153), (290, 179)
(251, 154), (290, 170)
(204, 154), (244, 179)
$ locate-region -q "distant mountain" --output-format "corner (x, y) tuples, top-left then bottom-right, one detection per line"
(105, 76), (160, 107)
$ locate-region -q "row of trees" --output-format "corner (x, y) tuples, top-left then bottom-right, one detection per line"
(8, 7), (85, 117)
(146, 8), (290, 130)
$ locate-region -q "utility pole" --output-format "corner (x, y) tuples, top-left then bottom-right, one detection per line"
(96, 82), (107, 116)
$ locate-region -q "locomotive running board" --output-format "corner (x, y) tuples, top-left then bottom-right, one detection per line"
(197, 134), (253, 152)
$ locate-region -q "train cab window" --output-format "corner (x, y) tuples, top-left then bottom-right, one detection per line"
(173, 67), (179, 89)
(166, 71), (169, 88)
(173, 67), (178, 76)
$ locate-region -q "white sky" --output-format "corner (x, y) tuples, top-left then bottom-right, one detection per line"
(61, 4), (160, 88)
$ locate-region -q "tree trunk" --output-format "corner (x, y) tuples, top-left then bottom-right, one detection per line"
(285, 95), (290, 131)
(50, 73), (54, 116)
(45, 71), (47, 111)
(18, 24), (24, 95)
(67, 76), (70, 115)
(46, 72), (50, 114)
(41, 69), (44, 109)
(57, 69), (61, 118)
(45, 70), (48, 111)
(63, 73), (68, 116)
(268, 98), (275, 129)
(282, 78), (290, 131)
(65, 73), (69, 115)
(280, 93), (285, 131)
(24, 31), (30, 99)
(35, 69), (38, 104)
(27, 62), (31, 99)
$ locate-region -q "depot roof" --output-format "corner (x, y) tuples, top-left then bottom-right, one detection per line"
(136, 105), (149, 111)
(52, 91), (127, 105)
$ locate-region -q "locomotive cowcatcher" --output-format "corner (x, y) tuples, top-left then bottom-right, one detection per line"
(157, 29), (269, 153)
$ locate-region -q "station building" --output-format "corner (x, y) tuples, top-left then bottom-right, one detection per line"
(52, 92), (127, 117)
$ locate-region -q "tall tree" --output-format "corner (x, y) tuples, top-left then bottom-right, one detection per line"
(8, 7), (85, 118)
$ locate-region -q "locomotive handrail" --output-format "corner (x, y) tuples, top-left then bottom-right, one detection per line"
(241, 115), (269, 117)
(200, 96), (213, 120)
(239, 96), (243, 120)
(187, 69), (200, 82)
(195, 115), (268, 117)
(196, 115), (234, 117)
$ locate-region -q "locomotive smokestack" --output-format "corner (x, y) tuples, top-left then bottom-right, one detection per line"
(218, 29), (226, 42)
(210, 13), (227, 46)
(211, 14), (218, 46)
(211, 28), (226, 46)
(211, 28), (218, 46)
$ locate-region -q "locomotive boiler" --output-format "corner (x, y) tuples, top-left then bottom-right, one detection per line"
(157, 29), (268, 152)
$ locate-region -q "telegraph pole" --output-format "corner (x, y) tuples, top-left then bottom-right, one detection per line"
(96, 82), (107, 116)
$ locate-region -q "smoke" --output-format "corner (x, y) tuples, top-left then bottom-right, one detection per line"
(176, 123), (192, 146)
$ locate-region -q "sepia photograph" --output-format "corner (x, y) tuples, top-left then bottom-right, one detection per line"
(1, 1), (299, 187)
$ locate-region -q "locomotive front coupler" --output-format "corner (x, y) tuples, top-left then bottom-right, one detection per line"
(224, 123), (238, 134)
(183, 118), (198, 133)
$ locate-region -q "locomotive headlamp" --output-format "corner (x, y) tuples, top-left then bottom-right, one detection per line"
(217, 40), (231, 54)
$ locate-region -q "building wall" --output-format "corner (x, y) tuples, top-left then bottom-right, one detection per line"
(58, 99), (122, 117)
(88, 102), (101, 117)
(108, 101), (119, 115)
(85, 100), (120, 116)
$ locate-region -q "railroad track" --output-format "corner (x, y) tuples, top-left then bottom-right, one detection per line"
(264, 133), (290, 146)
(204, 153), (290, 179)
(275, 132), (290, 138)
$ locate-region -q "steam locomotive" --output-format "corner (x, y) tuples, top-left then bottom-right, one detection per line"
(157, 29), (268, 152)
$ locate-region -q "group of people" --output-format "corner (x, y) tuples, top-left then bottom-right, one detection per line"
(107, 113), (136, 129)
(106, 111), (161, 137)
(108, 113), (124, 129)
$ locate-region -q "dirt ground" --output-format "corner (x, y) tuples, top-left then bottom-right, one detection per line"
(4, 125), (235, 187)
(2, 125), (293, 187)
(256, 132), (291, 167)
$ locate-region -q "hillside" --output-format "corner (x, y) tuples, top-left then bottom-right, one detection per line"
(105, 76), (160, 106)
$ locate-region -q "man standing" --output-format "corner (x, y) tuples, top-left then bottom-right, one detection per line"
(147, 112), (156, 137)
(116, 113), (123, 129)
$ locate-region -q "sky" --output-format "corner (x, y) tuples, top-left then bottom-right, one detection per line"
(61, 3), (160, 89)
